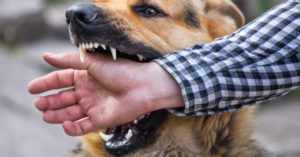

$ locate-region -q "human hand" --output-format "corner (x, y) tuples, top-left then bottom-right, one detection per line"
(28, 53), (184, 136)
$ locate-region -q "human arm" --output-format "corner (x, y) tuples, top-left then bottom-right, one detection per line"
(155, 0), (300, 116)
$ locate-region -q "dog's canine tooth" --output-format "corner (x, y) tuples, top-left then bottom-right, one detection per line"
(94, 42), (99, 49)
(110, 47), (117, 60)
(99, 132), (113, 142)
(101, 44), (106, 50)
(137, 54), (144, 61)
(79, 44), (86, 63)
(125, 129), (133, 140)
(134, 119), (138, 124)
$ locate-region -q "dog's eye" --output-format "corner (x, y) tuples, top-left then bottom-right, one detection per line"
(144, 7), (158, 16)
(133, 4), (167, 18)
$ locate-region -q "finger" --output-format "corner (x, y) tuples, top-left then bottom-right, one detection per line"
(43, 52), (101, 70)
(28, 69), (75, 94)
(62, 119), (95, 136)
(34, 89), (77, 111)
(43, 105), (85, 124)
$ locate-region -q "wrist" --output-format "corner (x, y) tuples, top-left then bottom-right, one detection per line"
(143, 62), (185, 112)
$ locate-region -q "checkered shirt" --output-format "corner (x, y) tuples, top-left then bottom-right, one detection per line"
(155, 0), (300, 116)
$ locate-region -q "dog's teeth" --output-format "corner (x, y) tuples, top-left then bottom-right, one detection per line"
(121, 139), (127, 145)
(94, 42), (99, 49)
(89, 42), (93, 49)
(85, 43), (90, 49)
(79, 44), (86, 63)
(138, 115), (145, 120)
(110, 47), (117, 61)
(81, 43), (86, 49)
(101, 44), (106, 50)
(125, 129), (133, 140)
(99, 132), (113, 142)
(106, 142), (112, 146)
(137, 54), (144, 61)
(134, 119), (138, 124)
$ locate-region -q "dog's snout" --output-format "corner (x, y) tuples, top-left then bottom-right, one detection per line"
(66, 4), (99, 25)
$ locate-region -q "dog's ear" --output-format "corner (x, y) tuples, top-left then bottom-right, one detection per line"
(203, 0), (245, 38)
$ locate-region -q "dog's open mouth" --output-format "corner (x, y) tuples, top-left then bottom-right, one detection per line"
(74, 41), (167, 156)
(77, 42), (152, 63)
(101, 110), (167, 156)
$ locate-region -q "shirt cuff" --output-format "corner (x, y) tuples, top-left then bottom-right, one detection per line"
(154, 49), (222, 116)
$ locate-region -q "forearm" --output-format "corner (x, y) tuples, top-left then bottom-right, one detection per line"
(155, 0), (300, 116)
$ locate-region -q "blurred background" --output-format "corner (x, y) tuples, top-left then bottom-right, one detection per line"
(0, 0), (299, 157)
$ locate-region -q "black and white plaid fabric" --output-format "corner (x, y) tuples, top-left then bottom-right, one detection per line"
(155, 0), (300, 116)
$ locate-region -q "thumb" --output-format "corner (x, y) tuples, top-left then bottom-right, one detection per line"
(43, 52), (100, 70)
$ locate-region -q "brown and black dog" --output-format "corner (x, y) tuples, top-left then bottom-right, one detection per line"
(65, 0), (271, 156)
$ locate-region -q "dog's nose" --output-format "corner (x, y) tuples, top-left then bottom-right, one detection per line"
(66, 3), (99, 25)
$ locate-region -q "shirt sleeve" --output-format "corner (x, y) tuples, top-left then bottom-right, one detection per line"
(154, 0), (300, 116)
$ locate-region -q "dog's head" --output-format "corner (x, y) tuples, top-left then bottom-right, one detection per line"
(66, 0), (244, 156)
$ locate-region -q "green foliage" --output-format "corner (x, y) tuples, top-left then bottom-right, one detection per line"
(46, 0), (68, 5)
(287, 88), (300, 97)
(256, 0), (273, 16)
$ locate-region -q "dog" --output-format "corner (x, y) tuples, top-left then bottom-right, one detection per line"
(65, 0), (271, 156)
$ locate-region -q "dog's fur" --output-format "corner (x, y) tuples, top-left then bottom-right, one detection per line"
(67, 0), (271, 156)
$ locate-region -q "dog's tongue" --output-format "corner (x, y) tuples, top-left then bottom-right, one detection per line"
(79, 45), (86, 63)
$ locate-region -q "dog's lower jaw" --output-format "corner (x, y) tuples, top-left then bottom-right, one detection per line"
(68, 106), (271, 157)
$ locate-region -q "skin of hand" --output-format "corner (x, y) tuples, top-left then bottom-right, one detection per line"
(28, 52), (184, 136)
